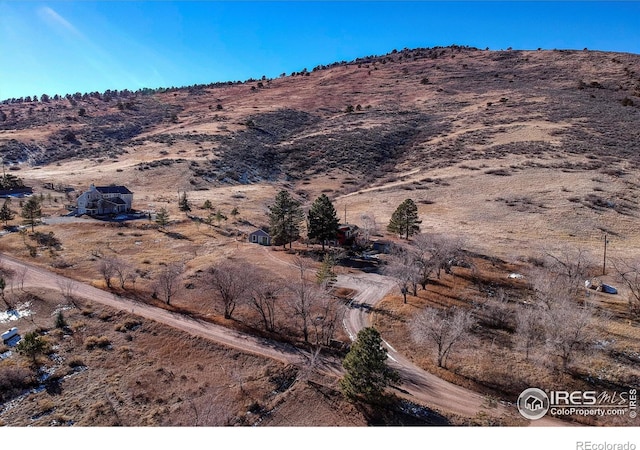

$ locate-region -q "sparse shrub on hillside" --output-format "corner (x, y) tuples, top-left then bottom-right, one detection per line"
(84, 335), (111, 350)
(0, 366), (35, 402)
(115, 319), (142, 332)
(622, 97), (635, 107)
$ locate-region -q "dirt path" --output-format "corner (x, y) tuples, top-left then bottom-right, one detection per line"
(336, 271), (569, 426)
(0, 253), (305, 366)
(1, 251), (568, 426)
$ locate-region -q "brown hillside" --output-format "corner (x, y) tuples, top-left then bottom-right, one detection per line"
(1, 46), (640, 428)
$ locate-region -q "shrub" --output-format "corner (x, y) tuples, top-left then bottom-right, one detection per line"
(0, 366), (35, 402)
(68, 358), (85, 368)
(55, 311), (67, 329)
(84, 335), (111, 350)
(115, 319), (142, 332)
(622, 97), (635, 107)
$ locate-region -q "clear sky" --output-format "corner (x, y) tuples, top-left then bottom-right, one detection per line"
(1, 1), (639, 101)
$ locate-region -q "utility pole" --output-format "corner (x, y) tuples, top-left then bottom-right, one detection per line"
(603, 234), (609, 276)
(344, 204), (347, 224)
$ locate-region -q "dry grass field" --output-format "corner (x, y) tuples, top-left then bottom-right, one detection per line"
(1, 46), (640, 427)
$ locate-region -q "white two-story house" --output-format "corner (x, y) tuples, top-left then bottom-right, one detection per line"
(76, 184), (133, 216)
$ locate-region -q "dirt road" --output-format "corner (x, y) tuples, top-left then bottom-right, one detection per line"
(336, 271), (569, 426)
(0, 253), (306, 366)
(1, 251), (567, 426)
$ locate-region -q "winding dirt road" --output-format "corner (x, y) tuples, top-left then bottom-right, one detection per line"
(1, 251), (567, 426)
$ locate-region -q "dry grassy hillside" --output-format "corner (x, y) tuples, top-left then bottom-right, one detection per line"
(1, 46), (640, 427)
(1, 46), (639, 258)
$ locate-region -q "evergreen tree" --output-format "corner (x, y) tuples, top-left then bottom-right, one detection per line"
(0, 173), (25, 190)
(155, 207), (170, 228)
(55, 310), (67, 329)
(0, 198), (15, 225)
(387, 198), (421, 239)
(268, 190), (305, 249)
(340, 327), (400, 403)
(16, 331), (49, 368)
(178, 191), (191, 214)
(316, 253), (337, 287)
(21, 196), (42, 232)
(307, 194), (340, 251)
(215, 210), (227, 226)
(202, 199), (213, 210)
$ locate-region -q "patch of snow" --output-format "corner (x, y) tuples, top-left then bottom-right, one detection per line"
(0, 302), (33, 323)
(52, 304), (74, 316)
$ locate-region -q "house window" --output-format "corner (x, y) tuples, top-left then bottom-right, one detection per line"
(252, 235), (257, 242)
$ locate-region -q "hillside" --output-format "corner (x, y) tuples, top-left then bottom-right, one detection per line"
(2, 46), (640, 256)
(1, 46), (640, 428)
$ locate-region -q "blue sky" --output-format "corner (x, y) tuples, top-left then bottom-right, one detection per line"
(1, 1), (639, 101)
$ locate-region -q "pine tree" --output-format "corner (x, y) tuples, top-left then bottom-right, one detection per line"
(178, 191), (191, 214)
(307, 194), (340, 251)
(268, 190), (305, 249)
(16, 331), (49, 368)
(316, 253), (337, 287)
(21, 196), (42, 232)
(0, 198), (15, 225)
(340, 327), (400, 403)
(155, 207), (170, 228)
(387, 198), (421, 239)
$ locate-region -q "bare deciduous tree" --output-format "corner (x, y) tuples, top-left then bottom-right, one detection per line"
(15, 265), (27, 291)
(204, 260), (249, 320)
(247, 273), (282, 332)
(479, 288), (515, 331)
(155, 262), (183, 306)
(56, 277), (77, 305)
(543, 297), (595, 371)
(286, 257), (325, 343)
(382, 244), (419, 303)
(514, 305), (545, 361)
(410, 306), (475, 368)
(357, 212), (378, 246)
(611, 258), (640, 316)
(528, 267), (577, 310)
(98, 257), (118, 289)
(112, 258), (134, 290)
(409, 233), (467, 292)
(310, 294), (346, 346)
(544, 246), (592, 285)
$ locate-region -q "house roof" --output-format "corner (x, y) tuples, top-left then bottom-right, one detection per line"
(104, 197), (127, 205)
(249, 229), (270, 237)
(95, 185), (132, 195)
